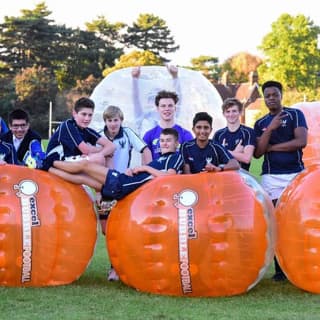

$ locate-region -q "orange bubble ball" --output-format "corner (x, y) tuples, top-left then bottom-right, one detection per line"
(293, 102), (320, 167)
(107, 170), (274, 297)
(275, 165), (320, 293)
(0, 165), (97, 287)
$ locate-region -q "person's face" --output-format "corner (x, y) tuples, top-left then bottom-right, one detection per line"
(10, 119), (29, 139)
(223, 105), (241, 124)
(157, 98), (176, 121)
(193, 120), (212, 142)
(263, 87), (282, 113)
(105, 116), (122, 136)
(73, 107), (93, 129)
(159, 134), (178, 154)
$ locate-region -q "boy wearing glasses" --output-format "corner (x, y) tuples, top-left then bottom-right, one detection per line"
(1, 109), (44, 167)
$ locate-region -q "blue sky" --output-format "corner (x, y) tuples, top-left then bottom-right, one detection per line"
(2, 0), (320, 65)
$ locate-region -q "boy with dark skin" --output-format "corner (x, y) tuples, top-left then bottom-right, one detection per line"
(254, 80), (308, 281)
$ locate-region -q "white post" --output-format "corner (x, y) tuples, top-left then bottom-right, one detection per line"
(48, 101), (52, 139)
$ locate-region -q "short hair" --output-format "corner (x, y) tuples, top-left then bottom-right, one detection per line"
(8, 109), (29, 125)
(103, 106), (124, 122)
(262, 80), (283, 95)
(192, 112), (213, 127)
(221, 97), (243, 113)
(161, 127), (179, 141)
(155, 90), (179, 106)
(74, 97), (95, 113)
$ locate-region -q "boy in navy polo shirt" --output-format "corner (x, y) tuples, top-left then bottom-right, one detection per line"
(43, 97), (115, 171)
(213, 98), (256, 171)
(254, 80), (308, 281)
(181, 112), (240, 174)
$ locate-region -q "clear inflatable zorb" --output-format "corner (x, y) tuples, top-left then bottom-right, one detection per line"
(90, 66), (225, 137)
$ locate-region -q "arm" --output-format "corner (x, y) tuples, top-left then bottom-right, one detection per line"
(229, 142), (255, 164)
(267, 127), (307, 152)
(78, 136), (115, 157)
(125, 127), (152, 165)
(254, 112), (288, 158)
(132, 165), (177, 177)
(141, 147), (152, 165)
(204, 158), (240, 172)
(132, 66), (144, 131)
(183, 163), (191, 174)
(167, 65), (182, 118)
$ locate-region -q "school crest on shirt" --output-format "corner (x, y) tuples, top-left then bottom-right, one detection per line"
(118, 139), (126, 149)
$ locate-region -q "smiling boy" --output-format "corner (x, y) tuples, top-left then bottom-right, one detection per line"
(181, 112), (240, 174)
(213, 98), (256, 171)
(42, 97), (115, 171)
(143, 90), (193, 160)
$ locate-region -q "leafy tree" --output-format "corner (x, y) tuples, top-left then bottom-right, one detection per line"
(258, 14), (320, 98)
(124, 13), (179, 62)
(0, 3), (124, 91)
(15, 66), (58, 137)
(0, 3), (61, 74)
(103, 50), (162, 76)
(86, 16), (125, 69)
(190, 55), (221, 83)
(222, 52), (263, 83)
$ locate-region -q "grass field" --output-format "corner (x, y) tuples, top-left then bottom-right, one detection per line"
(1, 158), (320, 320)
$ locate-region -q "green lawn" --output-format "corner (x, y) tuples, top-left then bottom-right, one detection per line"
(1, 234), (319, 320)
(2, 154), (318, 320)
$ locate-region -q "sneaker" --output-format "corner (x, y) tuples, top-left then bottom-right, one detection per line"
(96, 200), (117, 214)
(272, 272), (287, 282)
(107, 267), (119, 281)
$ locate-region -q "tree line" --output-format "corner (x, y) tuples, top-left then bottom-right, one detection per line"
(1, 2), (320, 137)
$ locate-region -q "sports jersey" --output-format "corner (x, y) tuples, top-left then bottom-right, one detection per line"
(101, 126), (147, 173)
(43, 118), (101, 170)
(143, 124), (193, 160)
(181, 139), (233, 173)
(1, 129), (42, 164)
(101, 152), (183, 200)
(213, 124), (256, 171)
(254, 107), (307, 174)
(0, 140), (18, 164)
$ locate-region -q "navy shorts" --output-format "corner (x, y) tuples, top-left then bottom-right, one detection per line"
(101, 169), (124, 200)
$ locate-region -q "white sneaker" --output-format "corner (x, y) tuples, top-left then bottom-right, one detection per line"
(96, 200), (117, 214)
(107, 267), (119, 281)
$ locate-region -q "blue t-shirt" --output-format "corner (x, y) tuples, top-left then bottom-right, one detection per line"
(213, 124), (256, 171)
(254, 107), (307, 174)
(143, 124), (193, 160)
(102, 152), (184, 200)
(181, 139), (233, 173)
